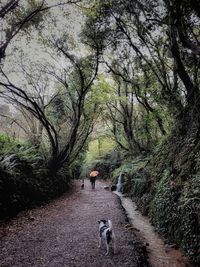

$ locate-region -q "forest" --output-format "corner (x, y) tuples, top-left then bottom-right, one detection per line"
(0, 0), (199, 265)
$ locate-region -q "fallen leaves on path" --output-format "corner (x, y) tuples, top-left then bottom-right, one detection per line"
(0, 180), (148, 267)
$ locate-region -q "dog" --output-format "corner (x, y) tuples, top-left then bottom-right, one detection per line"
(98, 219), (116, 255)
(81, 179), (84, 189)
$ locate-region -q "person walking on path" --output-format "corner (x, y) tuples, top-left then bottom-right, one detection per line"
(89, 170), (99, 189)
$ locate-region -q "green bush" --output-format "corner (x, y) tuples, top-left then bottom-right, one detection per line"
(0, 134), (71, 220)
(113, 157), (151, 213)
(0, 133), (18, 155)
(0, 134), (43, 166)
(150, 170), (182, 237)
(112, 157), (148, 178)
(150, 173), (200, 264)
(0, 164), (71, 220)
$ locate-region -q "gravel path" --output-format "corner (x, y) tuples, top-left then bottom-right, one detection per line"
(0, 180), (148, 267)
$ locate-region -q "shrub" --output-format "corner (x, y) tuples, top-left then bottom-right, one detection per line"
(0, 164), (71, 220)
(0, 133), (18, 155)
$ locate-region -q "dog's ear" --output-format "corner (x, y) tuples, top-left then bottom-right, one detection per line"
(98, 219), (107, 224)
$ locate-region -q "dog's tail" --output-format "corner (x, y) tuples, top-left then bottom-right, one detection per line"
(108, 220), (113, 231)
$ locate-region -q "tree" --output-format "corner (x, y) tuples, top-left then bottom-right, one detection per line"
(84, 0), (200, 138)
(0, 0), (106, 173)
(0, 0), (81, 62)
(0, 36), (101, 172)
(104, 60), (169, 155)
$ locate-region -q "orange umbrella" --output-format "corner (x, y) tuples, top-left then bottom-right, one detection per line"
(89, 171), (99, 177)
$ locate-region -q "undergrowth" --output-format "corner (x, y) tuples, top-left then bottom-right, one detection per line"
(116, 139), (200, 264)
(0, 134), (71, 220)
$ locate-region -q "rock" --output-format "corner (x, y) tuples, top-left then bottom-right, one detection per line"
(165, 243), (178, 249)
(111, 185), (116, 191)
(124, 224), (132, 228)
(104, 186), (109, 189)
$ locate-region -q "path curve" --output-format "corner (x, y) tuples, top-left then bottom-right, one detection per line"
(0, 180), (148, 267)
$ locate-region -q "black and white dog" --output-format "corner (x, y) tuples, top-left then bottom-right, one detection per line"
(98, 219), (116, 255)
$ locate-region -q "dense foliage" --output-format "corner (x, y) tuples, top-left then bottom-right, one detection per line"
(0, 134), (72, 219)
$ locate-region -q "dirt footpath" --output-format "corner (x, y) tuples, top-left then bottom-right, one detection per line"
(0, 180), (148, 267)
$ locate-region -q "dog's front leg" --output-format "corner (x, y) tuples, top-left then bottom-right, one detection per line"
(98, 237), (102, 248)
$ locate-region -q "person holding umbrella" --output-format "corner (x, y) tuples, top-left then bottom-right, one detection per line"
(89, 170), (99, 189)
